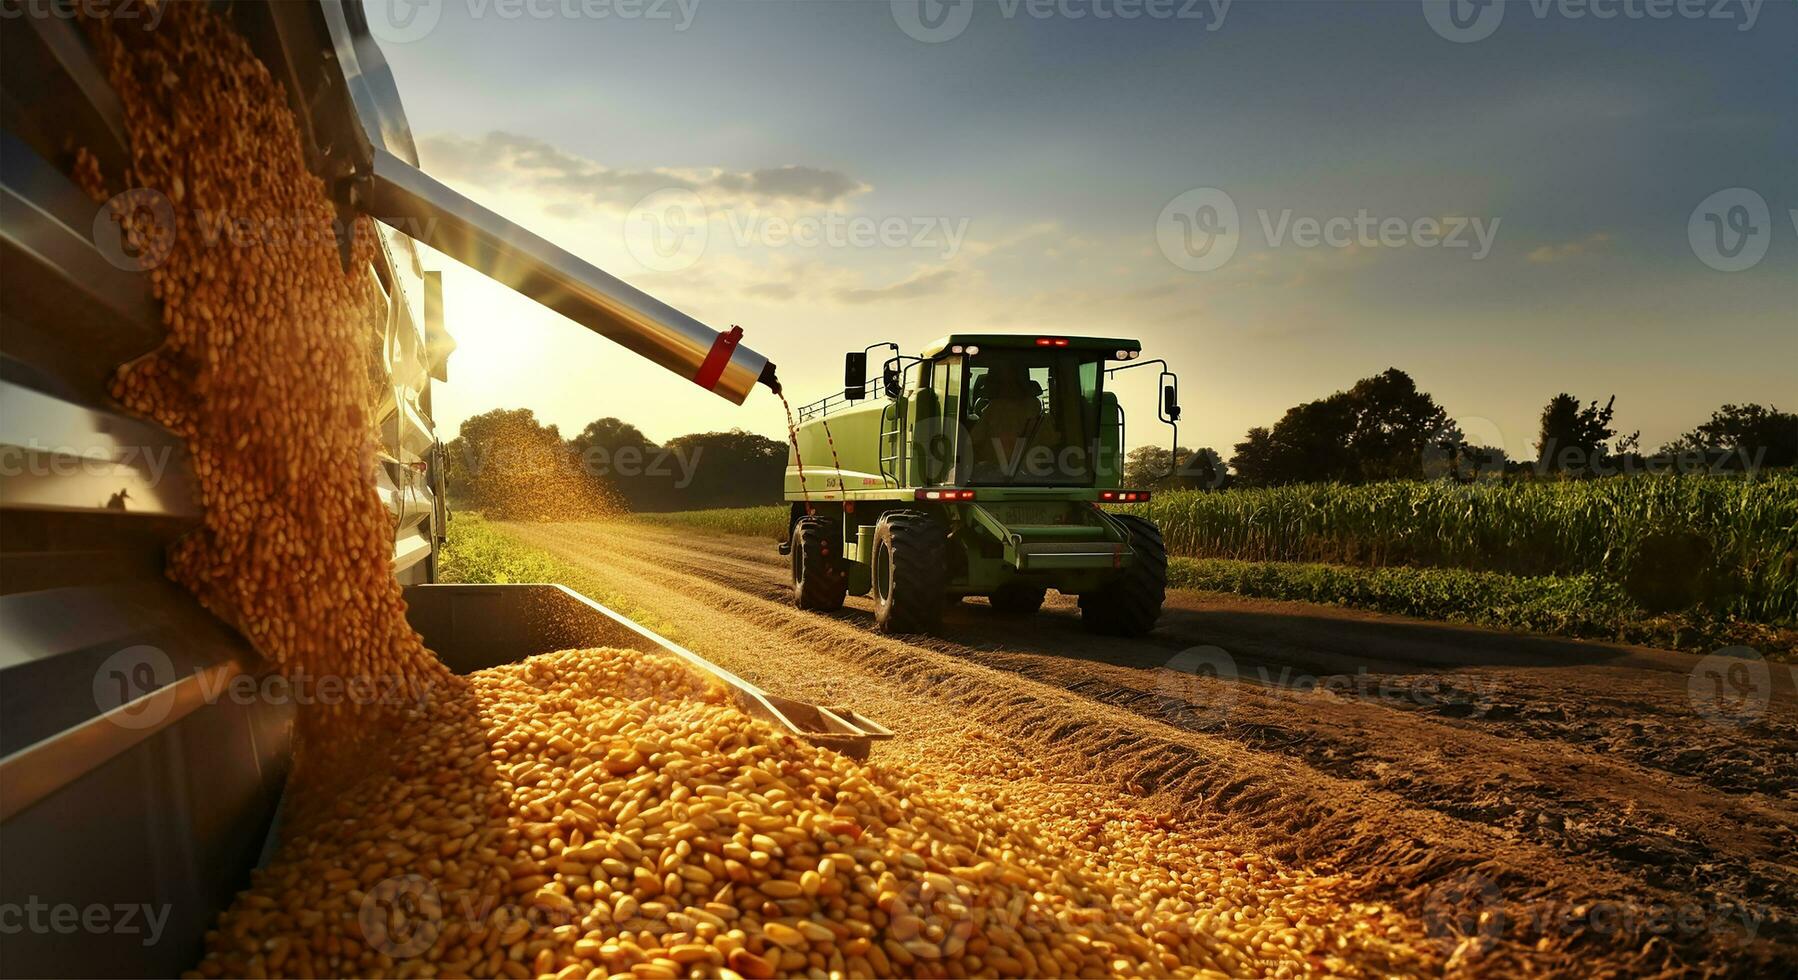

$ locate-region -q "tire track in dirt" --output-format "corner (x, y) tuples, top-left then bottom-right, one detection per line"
(581, 524), (1798, 870)
(498, 520), (1796, 976)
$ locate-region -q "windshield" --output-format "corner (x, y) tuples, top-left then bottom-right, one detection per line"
(961, 349), (1103, 485)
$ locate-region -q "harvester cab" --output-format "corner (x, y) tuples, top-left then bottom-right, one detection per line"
(784, 336), (1179, 634)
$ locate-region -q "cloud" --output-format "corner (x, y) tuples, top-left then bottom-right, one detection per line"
(835, 268), (957, 305)
(418, 131), (868, 212)
(1527, 232), (1612, 264)
(712, 166), (864, 204)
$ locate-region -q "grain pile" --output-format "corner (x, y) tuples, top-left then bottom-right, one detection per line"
(190, 648), (1273, 978)
(80, 5), (1431, 978)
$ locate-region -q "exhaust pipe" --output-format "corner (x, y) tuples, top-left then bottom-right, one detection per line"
(297, 1), (775, 403)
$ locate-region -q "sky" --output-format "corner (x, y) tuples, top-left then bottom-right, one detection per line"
(373, 0), (1796, 463)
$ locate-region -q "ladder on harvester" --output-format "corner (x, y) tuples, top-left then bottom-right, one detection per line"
(877, 402), (902, 488)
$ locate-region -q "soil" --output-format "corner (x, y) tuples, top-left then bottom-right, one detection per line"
(497, 520), (1797, 977)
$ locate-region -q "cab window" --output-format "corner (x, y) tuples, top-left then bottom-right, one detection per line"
(962, 349), (1103, 485)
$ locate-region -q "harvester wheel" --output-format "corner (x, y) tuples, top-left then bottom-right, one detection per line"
(791, 517), (847, 611)
(1079, 514), (1166, 636)
(872, 511), (947, 633)
(987, 583), (1047, 616)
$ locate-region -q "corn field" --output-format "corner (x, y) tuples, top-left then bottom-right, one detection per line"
(1123, 473), (1798, 623)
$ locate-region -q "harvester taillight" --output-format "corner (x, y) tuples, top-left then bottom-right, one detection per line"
(916, 488), (976, 502)
(1035, 337), (1070, 347)
(1099, 490), (1151, 503)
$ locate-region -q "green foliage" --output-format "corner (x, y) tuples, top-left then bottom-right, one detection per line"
(437, 515), (680, 638)
(436, 513), (567, 584)
(1167, 557), (1793, 658)
(658, 430), (787, 510)
(1535, 392), (1623, 473)
(1228, 368), (1466, 486)
(1127, 474), (1798, 623)
(1168, 557), (1634, 636)
(1661, 403), (1798, 469)
(444, 408), (617, 521)
(1123, 445), (1228, 491)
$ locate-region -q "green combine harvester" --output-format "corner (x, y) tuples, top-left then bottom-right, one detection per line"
(781, 335), (1182, 635)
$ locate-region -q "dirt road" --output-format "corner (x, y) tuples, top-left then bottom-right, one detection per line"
(497, 520), (1796, 976)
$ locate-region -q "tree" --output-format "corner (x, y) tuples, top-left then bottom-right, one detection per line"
(1534, 393), (1619, 475)
(1124, 445), (1228, 490)
(444, 408), (618, 520)
(1661, 403), (1798, 471)
(1228, 369), (1456, 486)
(658, 429), (789, 510)
(569, 417), (654, 460)
(569, 417), (662, 511)
(1342, 369), (1461, 482)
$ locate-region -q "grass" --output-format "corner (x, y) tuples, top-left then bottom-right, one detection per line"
(437, 514), (685, 643)
(637, 506), (787, 540)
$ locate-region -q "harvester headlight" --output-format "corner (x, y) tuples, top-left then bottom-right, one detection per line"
(965, 345), (979, 355)
(1115, 350), (1128, 360)
(951, 345), (964, 354)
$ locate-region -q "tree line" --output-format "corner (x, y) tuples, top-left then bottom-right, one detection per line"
(444, 408), (787, 518)
(446, 371), (1794, 520)
(1124, 368), (1796, 490)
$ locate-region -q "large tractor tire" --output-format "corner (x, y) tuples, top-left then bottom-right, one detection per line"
(1079, 514), (1167, 636)
(872, 511), (947, 633)
(791, 516), (847, 611)
(987, 583), (1047, 616)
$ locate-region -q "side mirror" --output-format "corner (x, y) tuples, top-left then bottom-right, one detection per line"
(1162, 383), (1182, 422)
(844, 352), (866, 401)
(883, 365), (902, 398)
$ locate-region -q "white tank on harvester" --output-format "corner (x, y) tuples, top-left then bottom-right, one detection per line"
(0, 4), (886, 975)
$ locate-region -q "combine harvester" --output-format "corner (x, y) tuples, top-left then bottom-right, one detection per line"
(784, 336), (1183, 635)
(0, 3), (884, 975)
